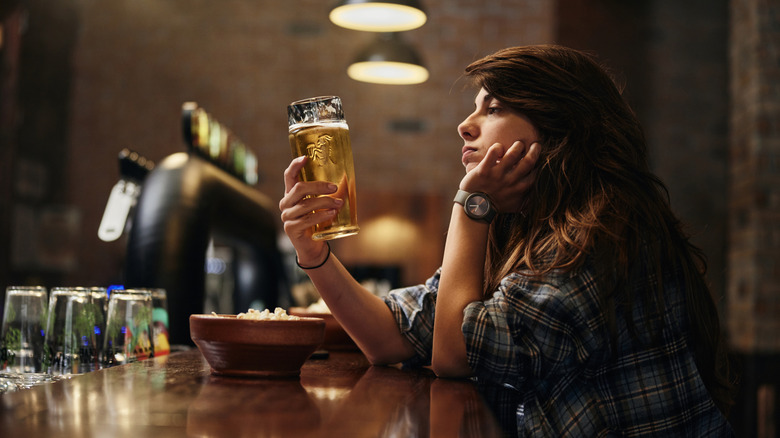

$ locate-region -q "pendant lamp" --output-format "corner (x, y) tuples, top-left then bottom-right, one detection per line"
(347, 32), (429, 85)
(330, 0), (427, 32)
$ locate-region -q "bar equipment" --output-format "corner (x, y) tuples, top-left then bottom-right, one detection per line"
(123, 104), (288, 346)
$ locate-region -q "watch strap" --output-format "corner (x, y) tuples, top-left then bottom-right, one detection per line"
(453, 189), (470, 206)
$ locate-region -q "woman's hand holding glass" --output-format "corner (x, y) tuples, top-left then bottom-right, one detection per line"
(279, 156), (344, 266)
(459, 140), (541, 213)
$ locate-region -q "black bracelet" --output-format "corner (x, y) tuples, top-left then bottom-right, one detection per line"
(296, 242), (331, 270)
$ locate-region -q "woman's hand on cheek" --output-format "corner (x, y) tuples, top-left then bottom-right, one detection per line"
(459, 141), (540, 213)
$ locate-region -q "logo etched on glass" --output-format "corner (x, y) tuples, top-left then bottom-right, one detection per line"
(306, 134), (336, 166)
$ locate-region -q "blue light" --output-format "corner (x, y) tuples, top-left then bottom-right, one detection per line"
(206, 257), (227, 275)
(107, 284), (124, 299)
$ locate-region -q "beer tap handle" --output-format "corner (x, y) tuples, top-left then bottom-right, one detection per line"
(98, 149), (155, 242)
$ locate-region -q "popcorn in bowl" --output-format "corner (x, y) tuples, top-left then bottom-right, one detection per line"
(236, 307), (301, 321)
(305, 298), (330, 314)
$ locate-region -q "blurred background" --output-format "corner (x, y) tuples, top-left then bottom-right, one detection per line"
(0, 0), (777, 435)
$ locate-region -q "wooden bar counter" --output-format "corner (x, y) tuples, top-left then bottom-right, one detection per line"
(0, 349), (516, 437)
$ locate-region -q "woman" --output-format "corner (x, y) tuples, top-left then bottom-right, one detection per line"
(279, 45), (735, 436)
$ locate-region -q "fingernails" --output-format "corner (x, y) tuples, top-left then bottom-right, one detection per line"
(327, 183), (338, 192)
(334, 198), (344, 206)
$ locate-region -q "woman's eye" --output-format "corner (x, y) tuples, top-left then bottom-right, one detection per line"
(487, 107), (501, 115)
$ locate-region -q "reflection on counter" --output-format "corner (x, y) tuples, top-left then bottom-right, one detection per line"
(187, 376), (320, 437)
(0, 350), (514, 437)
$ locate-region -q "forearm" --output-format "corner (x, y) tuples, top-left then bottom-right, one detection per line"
(301, 249), (416, 365)
(432, 204), (489, 377)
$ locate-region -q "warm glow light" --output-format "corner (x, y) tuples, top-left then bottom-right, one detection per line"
(348, 61), (429, 85)
(330, 3), (427, 32)
(359, 216), (420, 261)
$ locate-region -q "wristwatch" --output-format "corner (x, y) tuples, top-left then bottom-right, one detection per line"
(453, 190), (496, 224)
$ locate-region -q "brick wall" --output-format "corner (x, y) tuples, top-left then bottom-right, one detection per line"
(728, 0), (780, 435)
(728, 0), (780, 353)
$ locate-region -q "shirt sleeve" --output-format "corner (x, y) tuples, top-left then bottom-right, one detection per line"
(462, 269), (609, 390)
(383, 269), (441, 367)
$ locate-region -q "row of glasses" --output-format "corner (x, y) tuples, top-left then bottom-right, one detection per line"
(1, 286), (169, 392)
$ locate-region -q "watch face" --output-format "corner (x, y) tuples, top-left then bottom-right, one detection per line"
(465, 194), (490, 218)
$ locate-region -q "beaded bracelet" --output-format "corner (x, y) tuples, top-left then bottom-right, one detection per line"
(295, 242), (331, 270)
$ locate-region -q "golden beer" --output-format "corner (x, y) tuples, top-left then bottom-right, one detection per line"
(288, 116), (359, 240)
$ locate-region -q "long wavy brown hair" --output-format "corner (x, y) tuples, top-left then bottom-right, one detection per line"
(464, 45), (735, 414)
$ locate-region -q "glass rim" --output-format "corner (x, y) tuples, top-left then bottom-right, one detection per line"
(110, 288), (152, 297)
(50, 286), (90, 294)
(6, 285), (46, 291)
(5, 286), (47, 296)
(288, 95), (341, 107)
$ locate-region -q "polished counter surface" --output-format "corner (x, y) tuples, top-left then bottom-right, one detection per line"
(0, 349), (515, 437)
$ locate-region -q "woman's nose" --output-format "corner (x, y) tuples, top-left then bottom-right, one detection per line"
(458, 116), (477, 140)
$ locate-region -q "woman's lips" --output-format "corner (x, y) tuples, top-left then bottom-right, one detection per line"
(461, 146), (477, 165)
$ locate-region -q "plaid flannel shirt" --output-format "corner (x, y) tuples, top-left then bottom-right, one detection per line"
(384, 263), (734, 437)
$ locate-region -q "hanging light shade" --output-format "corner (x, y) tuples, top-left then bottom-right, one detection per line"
(347, 33), (429, 85)
(329, 0), (427, 32)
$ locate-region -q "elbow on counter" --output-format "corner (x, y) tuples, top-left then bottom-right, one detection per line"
(430, 355), (474, 379)
(358, 337), (418, 368)
(362, 348), (410, 368)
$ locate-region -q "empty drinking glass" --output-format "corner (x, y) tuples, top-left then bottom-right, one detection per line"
(103, 289), (154, 366)
(1, 286), (48, 374)
(44, 287), (102, 375)
(0, 286), (53, 391)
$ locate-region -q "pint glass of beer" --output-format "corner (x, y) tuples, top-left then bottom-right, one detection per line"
(288, 96), (359, 240)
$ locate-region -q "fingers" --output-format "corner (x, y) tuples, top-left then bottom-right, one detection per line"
(279, 185), (342, 227)
(280, 190), (341, 245)
(282, 207), (337, 239)
(283, 156), (307, 193)
(280, 157), (344, 242)
(506, 141), (540, 178)
(280, 181), (338, 208)
(481, 140), (538, 175)
(280, 155), (339, 212)
(482, 142), (506, 167)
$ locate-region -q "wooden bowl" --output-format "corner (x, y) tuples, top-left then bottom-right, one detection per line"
(289, 308), (358, 351)
(189, 314), (325, 377)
